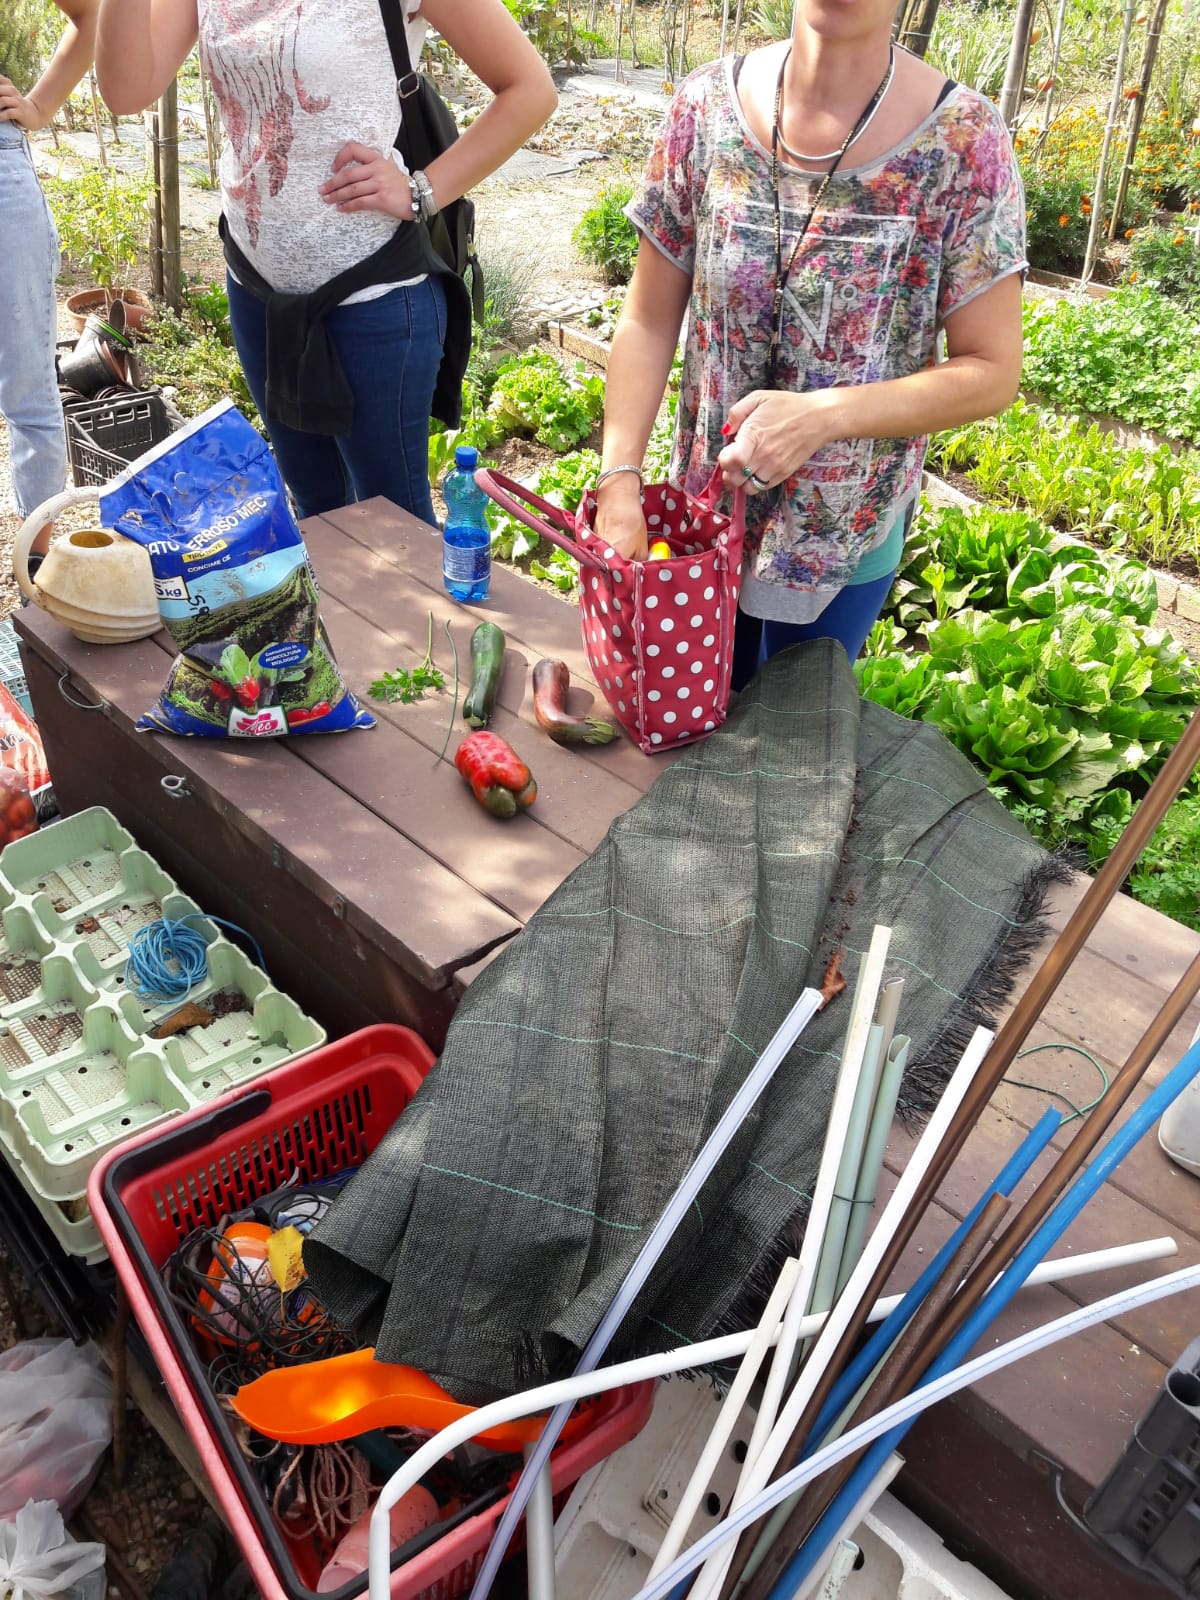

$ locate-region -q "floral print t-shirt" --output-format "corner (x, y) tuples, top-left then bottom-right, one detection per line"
(629, 58), (1027, 610)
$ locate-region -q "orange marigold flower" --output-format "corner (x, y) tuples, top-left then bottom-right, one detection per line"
(1130, 269), (1138, 279)
(1059, 214), (1070, 226)
(1175, 232), (1187, 243)
(1125, 227), (1136, 238)
(1124, 85), (1141, 99)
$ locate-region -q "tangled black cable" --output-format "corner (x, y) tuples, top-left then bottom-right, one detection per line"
(163, 1220), (370, 1547)
(163, 1222), (355, 1387)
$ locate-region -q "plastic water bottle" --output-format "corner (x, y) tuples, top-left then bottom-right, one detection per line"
(442, 445), (491, 602)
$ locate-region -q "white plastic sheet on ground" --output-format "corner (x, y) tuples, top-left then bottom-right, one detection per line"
(0, 1341), (111, 1520)
(0, 1501), (105, 1600)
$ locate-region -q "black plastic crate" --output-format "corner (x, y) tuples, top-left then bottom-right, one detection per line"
(1086, 1333), (1200, 1597)
(65, 391), (172, 489)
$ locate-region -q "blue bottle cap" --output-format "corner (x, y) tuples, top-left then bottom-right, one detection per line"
(454, 445), (479, 470)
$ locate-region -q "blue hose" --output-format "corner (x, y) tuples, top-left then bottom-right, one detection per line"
(765, 1032), (1200, 1600)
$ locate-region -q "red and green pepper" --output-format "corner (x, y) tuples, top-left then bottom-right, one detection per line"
(454, 731), (537, 819)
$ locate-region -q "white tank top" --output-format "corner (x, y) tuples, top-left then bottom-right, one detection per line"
(197, 0), (428, 296)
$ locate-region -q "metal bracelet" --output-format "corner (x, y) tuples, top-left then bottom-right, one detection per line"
(595, 464), (645, 491)
(410, 169), (438, 223)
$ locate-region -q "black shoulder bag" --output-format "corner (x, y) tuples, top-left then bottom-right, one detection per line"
(377, 1), (486, 324)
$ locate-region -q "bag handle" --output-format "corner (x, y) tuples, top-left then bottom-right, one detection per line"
(475, 469), (609, 570)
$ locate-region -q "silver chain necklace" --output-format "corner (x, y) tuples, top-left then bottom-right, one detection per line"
(776, 44), (896, 165)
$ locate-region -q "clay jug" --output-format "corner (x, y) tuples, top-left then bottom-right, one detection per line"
(13, 486), (160, 645)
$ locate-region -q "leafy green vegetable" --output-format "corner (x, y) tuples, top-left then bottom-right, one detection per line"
(370, 612), (446, 704)
(486, 351), (604, 452)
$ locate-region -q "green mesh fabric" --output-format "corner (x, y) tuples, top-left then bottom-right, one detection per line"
(306, 642), (1059, 1402)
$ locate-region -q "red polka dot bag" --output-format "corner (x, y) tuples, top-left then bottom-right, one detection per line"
(477, 468), (746, 753)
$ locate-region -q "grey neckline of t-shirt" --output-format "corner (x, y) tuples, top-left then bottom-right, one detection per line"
(721, 51), (964, 182)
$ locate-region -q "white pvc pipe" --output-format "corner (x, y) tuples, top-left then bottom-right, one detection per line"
(734, 929), (893, 1549)
(364, 1232), (1176, 1599)
(632, 1260), (1200, 1600)
(524, 1448), (556, 1600)
(812, 1538), (863, 1600)
(689, 1023), (994, 1600)
(790, 1456), (902, 1600)
(648, 1258), (802, 1580)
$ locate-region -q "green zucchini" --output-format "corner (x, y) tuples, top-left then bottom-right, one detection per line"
(462, 621), (506, 729)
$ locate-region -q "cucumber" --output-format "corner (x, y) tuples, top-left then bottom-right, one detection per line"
(462, 621), (506, 729)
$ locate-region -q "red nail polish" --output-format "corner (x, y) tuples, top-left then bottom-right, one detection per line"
(721, 423), (731, 436)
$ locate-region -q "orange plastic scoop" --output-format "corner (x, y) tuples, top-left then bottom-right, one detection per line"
(232, 1348), (588, 1451)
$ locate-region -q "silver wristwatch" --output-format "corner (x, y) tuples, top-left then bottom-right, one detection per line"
(409, 169), (438, 223)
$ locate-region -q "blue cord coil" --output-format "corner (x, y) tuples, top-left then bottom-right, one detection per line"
(126, 914), (265, 1002)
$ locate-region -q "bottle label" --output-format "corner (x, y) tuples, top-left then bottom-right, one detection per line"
(443, 540), (489, 585)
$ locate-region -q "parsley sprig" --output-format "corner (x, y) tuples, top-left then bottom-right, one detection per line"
(370, 612), (446, 704)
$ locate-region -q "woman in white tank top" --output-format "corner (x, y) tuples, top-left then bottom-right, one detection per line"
(95, 0), (556, 524)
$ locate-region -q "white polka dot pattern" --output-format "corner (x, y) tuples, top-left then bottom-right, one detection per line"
(546, 474), (744, 755)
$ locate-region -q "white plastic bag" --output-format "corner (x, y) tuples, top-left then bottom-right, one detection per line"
(0, 1342), (111, 1520)
(0, 1501), (105, 1600)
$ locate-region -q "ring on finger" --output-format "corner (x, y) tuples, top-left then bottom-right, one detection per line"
(749, 471), (770, 489)
(741, 464), (754, 480)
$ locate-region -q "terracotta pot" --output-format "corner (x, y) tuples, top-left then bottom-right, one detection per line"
(66, 287), (154, 338)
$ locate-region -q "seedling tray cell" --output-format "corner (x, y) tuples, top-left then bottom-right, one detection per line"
(0, 809), (136, 905)
(0, 917), (59, 1010)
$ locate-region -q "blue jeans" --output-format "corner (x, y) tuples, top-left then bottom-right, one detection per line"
(227, 272), (447, 524)
(731, 569), (900, 692)
(0, 125), (67, 518)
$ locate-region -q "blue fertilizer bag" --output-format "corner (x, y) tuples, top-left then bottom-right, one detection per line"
(101, 401), (374, 737)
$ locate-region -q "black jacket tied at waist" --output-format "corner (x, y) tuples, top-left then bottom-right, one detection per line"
(220, 214), (471, 436)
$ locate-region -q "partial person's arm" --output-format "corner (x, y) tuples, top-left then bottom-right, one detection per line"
(320, 0), (556, 220)
(717, 272), (1023, 493)
(593, 238), (692, 560)
(0, 0), (99, 132)
(95, 0), (198, 116)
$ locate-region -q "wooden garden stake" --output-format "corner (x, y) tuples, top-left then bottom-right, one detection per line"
(198, 53), (219, 190)
(998, 0), (1038, 130)
(1110, 0), (1171, 239)
(1081, 0), (1136, 284)
(88, 68), (108, 168)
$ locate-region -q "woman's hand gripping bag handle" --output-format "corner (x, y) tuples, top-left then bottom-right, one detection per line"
(476, 467), (746, 753)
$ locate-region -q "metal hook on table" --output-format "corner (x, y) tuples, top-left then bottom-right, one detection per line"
(57, 670), (107, 712)
(161, 774), (191, 801)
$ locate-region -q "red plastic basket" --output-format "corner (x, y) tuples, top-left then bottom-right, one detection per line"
(88, 1025), (653, 1600)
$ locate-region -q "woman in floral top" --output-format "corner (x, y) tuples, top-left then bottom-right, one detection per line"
(596, 0), (1026, 685)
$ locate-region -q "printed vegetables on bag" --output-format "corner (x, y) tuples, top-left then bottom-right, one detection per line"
(99, 400), (373, 738)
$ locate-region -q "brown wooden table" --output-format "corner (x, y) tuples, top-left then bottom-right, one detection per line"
(15, 497), (1200, 1600)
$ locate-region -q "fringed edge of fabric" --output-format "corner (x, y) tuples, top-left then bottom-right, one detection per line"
(896, 847), (1077, 1123)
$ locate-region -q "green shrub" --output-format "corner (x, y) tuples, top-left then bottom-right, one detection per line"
(139, 307), (260, 427)
(42, 162), (150, 295)
(1125, 223), (1200, 314)
(573, 185), (638, 285)
(502, 0), (600, 68)
(1021, 168), (1093, 276)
